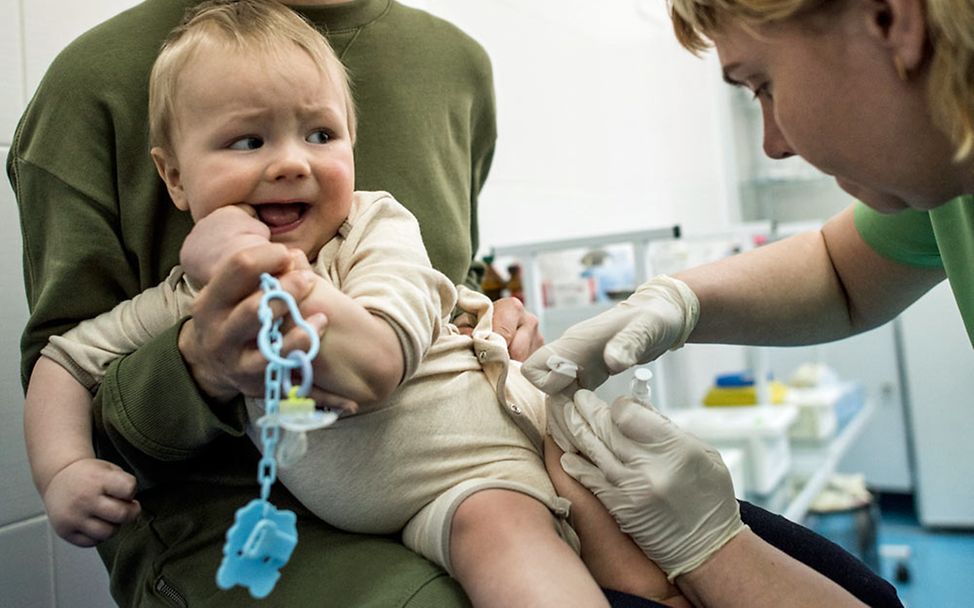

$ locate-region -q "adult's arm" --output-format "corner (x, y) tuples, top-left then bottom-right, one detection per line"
(677, 529), (866, 608)
(6, 0), (247, 477)
(552, 391), (871, 608)
(10, 157), (312, 470)
(681, 205), (945, 345)
(524, 206), (944, 391)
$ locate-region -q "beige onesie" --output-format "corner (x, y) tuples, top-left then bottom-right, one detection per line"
(43, 191), (577, 573)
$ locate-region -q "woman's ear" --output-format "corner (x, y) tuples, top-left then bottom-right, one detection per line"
(150, 146), (189, 211)
(865, 0), (927, 74)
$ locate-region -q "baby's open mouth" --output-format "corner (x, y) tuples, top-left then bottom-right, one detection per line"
(256, 202), (308, 232)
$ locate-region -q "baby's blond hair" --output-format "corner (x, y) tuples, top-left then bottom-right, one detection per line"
(669, 0), (974, 160)
(148, 0), (357, 152)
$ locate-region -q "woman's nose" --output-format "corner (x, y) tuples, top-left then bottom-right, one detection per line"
(761, 103), (795, 160)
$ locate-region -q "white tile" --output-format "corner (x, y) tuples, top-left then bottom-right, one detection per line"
(0, 517), (54, 608)
(22, 0), (141, 98)
(0, 147), (41, 527)
(52, 536), (115, 608)
(0, 0), (24, 146)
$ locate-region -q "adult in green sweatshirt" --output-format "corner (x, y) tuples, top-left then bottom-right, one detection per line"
(10, 1), (497, 605)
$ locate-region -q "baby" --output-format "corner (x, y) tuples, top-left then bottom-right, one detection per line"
(23, 1), (687, 606)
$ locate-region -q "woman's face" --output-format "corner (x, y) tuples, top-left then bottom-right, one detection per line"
(711, 2), (963, 211)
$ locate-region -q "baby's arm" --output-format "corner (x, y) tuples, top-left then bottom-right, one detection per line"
(298, 276), (405, 409)
(24, 357), (140, 547)
(296, 195), (455, 410)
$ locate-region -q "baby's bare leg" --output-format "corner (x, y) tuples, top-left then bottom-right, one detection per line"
(544, 436), (691, 607)
(450, 488), (609, 608)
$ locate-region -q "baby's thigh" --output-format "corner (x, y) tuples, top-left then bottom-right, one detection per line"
(447, 488), (606, 607)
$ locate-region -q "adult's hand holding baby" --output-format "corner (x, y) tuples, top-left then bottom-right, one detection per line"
(554, 390), (746, 580)
(522, 276), (699, 393)
(180, 204), (270, 287)
(454, 296), (544, 361)
(179, 241), (324, 401)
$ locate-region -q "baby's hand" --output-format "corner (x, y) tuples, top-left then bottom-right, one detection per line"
(43, 459), (141, 547)
(181, 204), (272, 287)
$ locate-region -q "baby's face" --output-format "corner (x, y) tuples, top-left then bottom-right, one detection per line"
(164, 42), (354, 261)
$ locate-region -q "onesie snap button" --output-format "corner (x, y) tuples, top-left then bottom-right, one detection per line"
(510, 403), (522, 415)
(478, 350), (488, 361)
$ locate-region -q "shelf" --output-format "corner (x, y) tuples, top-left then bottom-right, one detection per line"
(492, 226), (680, 258)
(491, 226), (679, 321)
(750, 397), (876, 523)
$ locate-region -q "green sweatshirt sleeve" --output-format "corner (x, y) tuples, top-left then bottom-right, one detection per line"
(99, 320), (247, 462)
(9, 0), (231, 468)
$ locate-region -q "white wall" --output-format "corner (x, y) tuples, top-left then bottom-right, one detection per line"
(1, 2), (140, 606)
(411, 0), (734, 250)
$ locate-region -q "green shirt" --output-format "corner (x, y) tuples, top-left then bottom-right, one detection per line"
(854, 195), (974, 346)
(8, 0), (494, 605)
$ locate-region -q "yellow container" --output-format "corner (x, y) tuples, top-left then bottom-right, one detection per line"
(703, 381), (789, 406)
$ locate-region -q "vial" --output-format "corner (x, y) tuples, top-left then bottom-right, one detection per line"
(630, 367), (654, 408)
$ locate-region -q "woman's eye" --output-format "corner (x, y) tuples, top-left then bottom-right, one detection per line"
(229, 136), (263, 150)
(307, 130), (331, 144)
(751, 83), (772, 101)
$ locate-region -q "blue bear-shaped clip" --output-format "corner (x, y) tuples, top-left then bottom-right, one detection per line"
(216, 498), (298, 599)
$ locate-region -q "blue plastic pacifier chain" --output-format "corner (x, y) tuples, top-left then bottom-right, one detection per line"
(216, 273), (338, 598)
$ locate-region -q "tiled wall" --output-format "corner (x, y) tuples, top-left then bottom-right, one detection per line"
(1, 2), (139, 606)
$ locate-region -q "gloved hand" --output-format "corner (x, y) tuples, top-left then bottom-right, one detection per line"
(522, 275), (699, 393)
(554, 389), (746, 580)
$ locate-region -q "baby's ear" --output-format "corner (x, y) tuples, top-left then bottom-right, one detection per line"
(150, 146), (189, 211)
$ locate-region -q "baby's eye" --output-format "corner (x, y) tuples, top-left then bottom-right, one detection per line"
(307, 130), (331, 145)
(229, 136), (263, 150)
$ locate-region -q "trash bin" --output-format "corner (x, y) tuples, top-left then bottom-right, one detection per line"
(804, 473), (880, 573)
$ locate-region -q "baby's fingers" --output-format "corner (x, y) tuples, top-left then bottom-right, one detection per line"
(102, 464), (138, 500)
(63, 531), (101, 548)
(308, 387), (358, 415)
(71, 516), (120, 547)
(94, 494), (141, 525)
(96, 465), (141, 524)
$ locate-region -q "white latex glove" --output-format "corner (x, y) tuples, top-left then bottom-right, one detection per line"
(522, 275), (699, 394)
(545, 390), (578, 456)
(556, 390), (746, 580)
